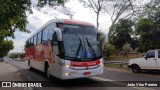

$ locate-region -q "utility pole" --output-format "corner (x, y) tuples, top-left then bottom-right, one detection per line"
(17, 49), (18, 60)
(69, 14), (74, 20)
(14, 51), (16, 60)
(22, 46), (23, 60)
(64, 13), (74, 20)
(22, 46), (23, 54)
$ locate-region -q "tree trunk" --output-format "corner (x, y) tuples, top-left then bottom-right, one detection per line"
(96, 12), (99, 31)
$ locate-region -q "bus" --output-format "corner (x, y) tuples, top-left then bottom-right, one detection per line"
(24, 19), (107, 79)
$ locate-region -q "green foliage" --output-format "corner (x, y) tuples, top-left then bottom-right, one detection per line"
(135, 18), (154, 35)
(109, 19), (136, 49)
(103, 43), (116, 59)
(135, 15), (160, 52)
(145, 0), (160, 17)
(37, 0), (64, 7)
(122, 43), (132, 58)
(133, 0), (160, 52)
(0, 40), (14, 58)
(0, 0), (64, 40)
(0, 0), (64, 56)
(99, 35), (104, 43)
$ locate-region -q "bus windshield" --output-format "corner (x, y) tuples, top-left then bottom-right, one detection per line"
(62, 24), (102, 61)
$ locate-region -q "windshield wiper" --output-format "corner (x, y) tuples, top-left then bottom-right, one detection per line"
(86, 37), (97, 59)
(75, 37), (83, 59)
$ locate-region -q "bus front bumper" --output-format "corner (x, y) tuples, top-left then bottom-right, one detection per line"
(60, 65), (104, 80)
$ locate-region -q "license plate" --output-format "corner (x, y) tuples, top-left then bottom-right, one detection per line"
(83, 72), (91, 75)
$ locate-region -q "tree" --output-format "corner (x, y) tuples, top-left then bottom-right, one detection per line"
(122, 43), (132, 58)
(135, 16), (160, 52)
(106, 0), (144, 35)
(81, 0), (107, 30)
(133, 0), (160, 52)
(109, 19), (134, 49)
(0, 0), (65, 57)
(145, 0), (160, 16)
(0, 0), (64, 40)
(0, 40), (14, 58)
(103, 43), (116, 59)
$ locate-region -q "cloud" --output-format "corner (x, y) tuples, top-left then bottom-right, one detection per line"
(9, 40), (25, 53)
(9, 0), (112, 53)
(57, 6), (74, 15)
(9, 1), (69, 53)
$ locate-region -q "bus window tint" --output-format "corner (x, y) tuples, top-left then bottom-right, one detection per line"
(37, 32), (42, 44)
(52, 33), (59, 55)
(34, 35), (37, 45)
(25, 40), (29, 48)
(28, 39), (31, 47)
(48, 24), (55, 40)
(31, 37), (34, 46)
(62, 24), (102, 60)
(63, 25), (96, 35)
(42, 28), (48, 43)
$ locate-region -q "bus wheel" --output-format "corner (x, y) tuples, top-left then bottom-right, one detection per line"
(47, 68), (51, 79)
(28, 60), (33, 70)
(44, 62), (49, 75)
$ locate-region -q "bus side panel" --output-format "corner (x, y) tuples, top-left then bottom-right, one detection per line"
(32, 43), (51, 72)
(48, 55), (64, 78)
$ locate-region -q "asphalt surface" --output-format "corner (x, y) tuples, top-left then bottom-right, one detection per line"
(1, 59), (160, 90)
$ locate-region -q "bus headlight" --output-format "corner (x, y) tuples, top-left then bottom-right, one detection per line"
(100, 62), (103, 65)
(65, 72), (69, 76)
(65, 65), (70, 68)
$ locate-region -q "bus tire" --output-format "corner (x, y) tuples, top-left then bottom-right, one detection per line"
(47, 68), (52, 79)
(44, 62), (49, 75)
(28, 60), (33, 71)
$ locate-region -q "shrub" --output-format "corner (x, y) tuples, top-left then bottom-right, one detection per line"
(103, 43), (116, 60)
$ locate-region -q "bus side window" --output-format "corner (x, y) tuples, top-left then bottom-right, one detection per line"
(48, 23), (56, 41)
(37, 31), (42, 44)
(31, 37), (34, 46)
(34, 35), (37, 46)
(42, 28), (48, 43)
(25, 40), (29, 48)
(52, 33), (59, 55)
(29, 38), (31, 47)
(48, 23), (56, 47)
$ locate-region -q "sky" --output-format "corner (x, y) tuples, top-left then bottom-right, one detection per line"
(9, 0), (112, 53)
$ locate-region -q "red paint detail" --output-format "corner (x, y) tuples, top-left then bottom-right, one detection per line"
(63, 19), (93, 26)
(69, 71), (77, 74)
(83, 72), (91, 75)
(70, 60), (100, 67)
(25, 43), (52, 62)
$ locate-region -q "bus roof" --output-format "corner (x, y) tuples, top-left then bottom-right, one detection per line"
(44, 19), (94, 27)
(46, 19), (94, 26)
(26, 19), (95, 41)
(62, 19), (94, 26)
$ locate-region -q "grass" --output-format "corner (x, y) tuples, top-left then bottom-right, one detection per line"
(104, 53), (143, 69)
(105, 64), (128, 68)
(104, 53), (143, 61)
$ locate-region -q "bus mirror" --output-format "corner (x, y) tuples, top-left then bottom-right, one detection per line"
(97, 31), (108, 51)
(54, 28), (62, 41)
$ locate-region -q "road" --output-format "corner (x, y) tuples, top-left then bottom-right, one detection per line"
(1, 59), (160, 90)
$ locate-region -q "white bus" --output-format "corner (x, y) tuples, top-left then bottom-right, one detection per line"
(25, 19), (107, 79)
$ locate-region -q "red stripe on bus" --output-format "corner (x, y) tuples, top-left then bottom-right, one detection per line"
(63, 19), (93, 26)
(70, 60), (100, 67)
